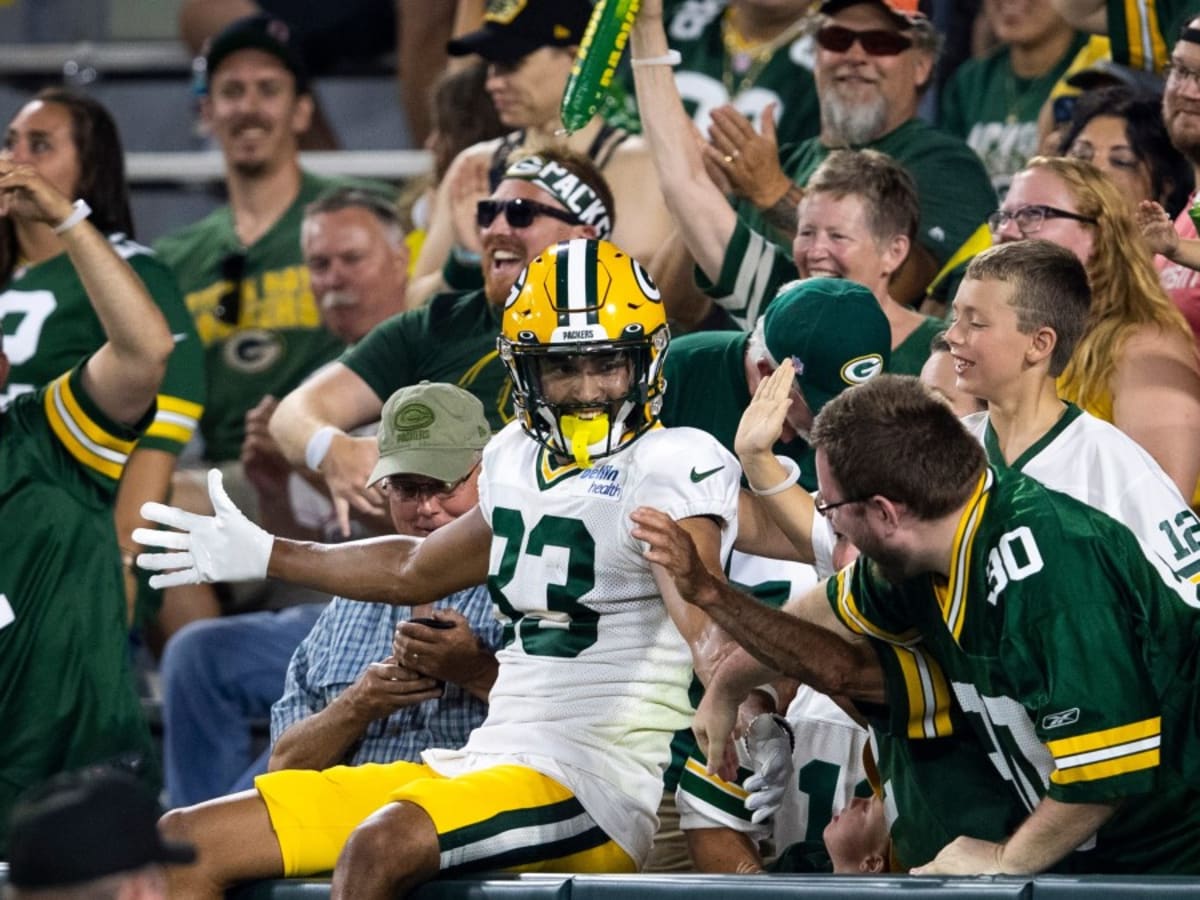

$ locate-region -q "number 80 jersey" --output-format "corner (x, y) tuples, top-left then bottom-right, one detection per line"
(466, 421), (739, 860)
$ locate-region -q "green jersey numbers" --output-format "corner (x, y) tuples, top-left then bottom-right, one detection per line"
(984, 526), (1045, 607)
(1158, 508), (1200, 586)
(489, 506), (600, 658)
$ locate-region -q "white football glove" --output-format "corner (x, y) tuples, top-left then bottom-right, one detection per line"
(133, 468), (274, 589)
(741, 712), (796, 825)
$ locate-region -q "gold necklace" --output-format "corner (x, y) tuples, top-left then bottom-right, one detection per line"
(720, 7), (809, 98)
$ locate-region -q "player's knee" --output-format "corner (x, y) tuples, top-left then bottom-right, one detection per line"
(340, 802), (439, 882)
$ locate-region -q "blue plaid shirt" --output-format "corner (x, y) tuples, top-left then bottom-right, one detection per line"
(270, 585), (501, 765)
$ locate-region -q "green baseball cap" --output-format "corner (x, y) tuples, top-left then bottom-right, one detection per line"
(762, 277), (891, 415)
(368, 382), (492, 487)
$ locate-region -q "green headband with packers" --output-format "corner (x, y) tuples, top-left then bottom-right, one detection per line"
(501, 155), (613, 239)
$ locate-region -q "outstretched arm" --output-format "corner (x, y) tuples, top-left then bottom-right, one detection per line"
(137, 469), (491, 603)
(629, 0), (738, 283)
(633, 506), (882, 701)
(0, 162), (172, 424)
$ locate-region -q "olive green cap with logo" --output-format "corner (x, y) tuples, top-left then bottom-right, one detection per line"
(763, 277), (891, 416)
(368, 382), (492, 487)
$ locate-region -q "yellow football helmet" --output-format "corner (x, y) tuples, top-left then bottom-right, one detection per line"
(497, 238), (669, 466)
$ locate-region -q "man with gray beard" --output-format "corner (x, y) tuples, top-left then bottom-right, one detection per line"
(706, 0), (995, 310)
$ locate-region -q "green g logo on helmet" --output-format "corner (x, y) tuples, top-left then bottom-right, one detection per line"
(841, 354), (886, 386)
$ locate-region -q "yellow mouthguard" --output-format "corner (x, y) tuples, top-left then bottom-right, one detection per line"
(560, 413), (610, 468)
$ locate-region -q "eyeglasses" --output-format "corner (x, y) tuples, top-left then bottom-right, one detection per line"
(986, 204), (1098, 236)
(814, 491), (869, 516)
(476, 198), (582, 230)
(1166, 59), (1200, 89)
(815, 25), (914, 57)
(214, 251), (246, 325)
(380, 463), (478, 503)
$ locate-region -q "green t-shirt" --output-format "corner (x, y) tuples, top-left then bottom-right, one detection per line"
(154, 171), (368, 462)
(829, 466), (1200, 871)
(0, 364), (155, 852)
(939, 33), (1087, 196)
(1108, 0), (1190, 71)
(342, 288), (513, 432)
(0, 237), (206, 454)
(659, 329), (817, 488)
(731, 119), (996, 302)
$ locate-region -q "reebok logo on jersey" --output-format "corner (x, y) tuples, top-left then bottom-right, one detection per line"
(0, 593), (13, 631)
(690, 465), (724, 483)
(1042, 708), (1080, 730)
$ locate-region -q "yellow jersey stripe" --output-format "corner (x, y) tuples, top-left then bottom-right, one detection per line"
(683, 758), (748, 800)
(894, 645), (955, 739)
(944, 470), (992, 642)
(1123, 0), (1168, 71)
(1045, 716), (1161, 758)
(55, 371), (138, 458)
(156, 395), (204, 419)
(43, 375), (131, 480)
(834, 569), (921, 646)
(1051, 747), (1160, 785)
(145, 420), (196, 445)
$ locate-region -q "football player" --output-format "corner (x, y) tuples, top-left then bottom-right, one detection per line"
(135, 239), (823, 898)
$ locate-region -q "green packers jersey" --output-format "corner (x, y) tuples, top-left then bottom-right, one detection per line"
(612, 0), (820, 147)
(868, 642), (1026, 869)
(0, 364), (155, 852)
(735, 120), (996, 302)
(659, 329), (817, 488)
(1108, 0), (1191, 71)
(939, 33), (1087, 196)
(829, 466), (1200, 871)
(0, 238), (205, 454)
(341, 288), (513, 432)
(154, 172), (372, 462)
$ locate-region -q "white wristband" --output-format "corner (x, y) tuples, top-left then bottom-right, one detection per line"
(53, 198), (92, 235)
(748, 456), (801, 497)
(304, 425), (340, 471)
(630, 50), (682, 68)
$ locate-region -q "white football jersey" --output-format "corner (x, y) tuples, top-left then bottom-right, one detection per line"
(428, 422), (739, 866)
(963, 406), (1200, 584)
(773, 686), (870, 851)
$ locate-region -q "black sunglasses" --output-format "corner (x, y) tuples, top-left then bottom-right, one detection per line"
(476, 198), (582, 230)
(815, 24), (914, 57)
(214, 251), (246, 325)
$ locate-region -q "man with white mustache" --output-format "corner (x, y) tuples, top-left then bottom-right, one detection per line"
(269, 148), (611, 537)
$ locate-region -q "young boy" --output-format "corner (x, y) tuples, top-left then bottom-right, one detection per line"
(945, 239), (1200, 582)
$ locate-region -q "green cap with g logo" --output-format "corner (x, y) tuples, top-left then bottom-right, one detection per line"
(763, 277), (891, 415)
(368, 382), (492, 487)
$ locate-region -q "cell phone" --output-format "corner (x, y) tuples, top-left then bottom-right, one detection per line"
(409, 616), (455, 630)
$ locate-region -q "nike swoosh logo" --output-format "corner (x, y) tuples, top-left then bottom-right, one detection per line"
(690, 465), (724, 483)
(172, 332), (190, 343)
